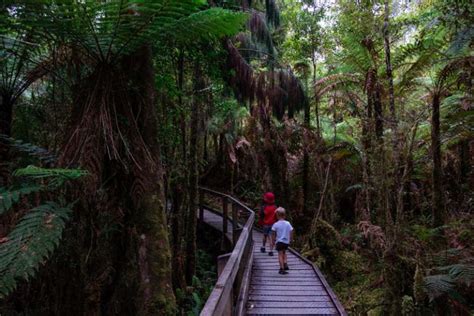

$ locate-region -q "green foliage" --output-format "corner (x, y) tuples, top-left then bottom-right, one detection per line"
(0, 166), (86, 215)
(0, 166), (85, 298)
(176, 249), (217, 315)
(13, 165), (87, 188)
(11, 1), (246, 65)
(0, 202), (73, 298)
(424, 262), (474, 303)
(0, 136), (57, 165)
(0, 184), (41, 215)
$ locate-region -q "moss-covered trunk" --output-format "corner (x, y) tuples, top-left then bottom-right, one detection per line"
(126, 45), (175, 314)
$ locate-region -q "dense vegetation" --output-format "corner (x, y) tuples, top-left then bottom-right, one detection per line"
(0, 0), (472, 315)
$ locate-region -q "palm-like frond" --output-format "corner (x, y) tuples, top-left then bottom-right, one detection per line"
(13, 165), (87, 188)
(0, 202), (72, 298)
(424, 274), (457, 301)
(11, 1), (246, 65)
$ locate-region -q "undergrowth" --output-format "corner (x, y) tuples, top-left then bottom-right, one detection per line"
(176, 226), (221, 315)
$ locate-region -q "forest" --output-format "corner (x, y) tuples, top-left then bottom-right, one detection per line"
(0, 0), (472, 315)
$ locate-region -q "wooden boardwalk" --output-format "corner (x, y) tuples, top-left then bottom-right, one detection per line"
(201, 208), (345, 315)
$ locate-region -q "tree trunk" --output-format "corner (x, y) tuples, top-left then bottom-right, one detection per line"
(185, 61), (204, 283)
(383, 0), (396, 128)
(431, 93), (445, 227)
(171, 185), (186, 290)
(0, 94), (13, 187)
(303, 75), (310, 214)
(178, 49), (187, 163)
(30, 45), (176, 315)
(374, 82), (384, 140)
(312, 58), (320, 137)
(125, 44), (176, 314)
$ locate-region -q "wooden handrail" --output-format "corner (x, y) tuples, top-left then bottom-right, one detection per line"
(199, 187), (254, 316)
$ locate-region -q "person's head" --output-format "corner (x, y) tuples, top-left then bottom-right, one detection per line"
(263, 192), (275, 205)
(275, 207), (286, 219)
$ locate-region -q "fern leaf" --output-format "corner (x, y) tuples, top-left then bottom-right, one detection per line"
(13, 166), (87, 188)
(0, 135), (57, 164)
(424, 274), (455, 300)
(0, 185), (42, 215)
(0, 202), (72, 298)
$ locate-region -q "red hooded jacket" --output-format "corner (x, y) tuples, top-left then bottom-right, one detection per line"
(258, 192), (277, 226)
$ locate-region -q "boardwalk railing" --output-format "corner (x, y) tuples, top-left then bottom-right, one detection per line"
(199, 188), (254, 316)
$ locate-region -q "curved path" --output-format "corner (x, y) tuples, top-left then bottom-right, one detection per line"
(202, 208), (346, 315)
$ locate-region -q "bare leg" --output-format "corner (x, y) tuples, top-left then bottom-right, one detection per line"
(278, 251), (284, 270)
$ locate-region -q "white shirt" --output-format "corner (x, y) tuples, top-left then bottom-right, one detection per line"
(271, 220), (293, 244)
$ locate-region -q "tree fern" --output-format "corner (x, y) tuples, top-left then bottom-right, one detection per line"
(12, 1), (246, 66)
(0, 202), (72, 298)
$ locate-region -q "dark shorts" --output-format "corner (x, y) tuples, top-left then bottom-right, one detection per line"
(276, 242), (289, 252)
(263, 225), (272, 236)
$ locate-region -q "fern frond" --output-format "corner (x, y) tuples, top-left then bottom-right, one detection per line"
(0, 202), (72, 298)
(0, 185), (42, 215)
(0, 135), (57, 164)
(438, 264), (474, 287)
(14, 1), (245, 64)
(447, 26), (473, 56)
(13, 166), (87, 188)
(424, 274), (455, 300)
(164, 8), (247, 43)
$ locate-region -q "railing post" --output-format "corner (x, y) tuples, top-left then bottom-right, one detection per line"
(199, 190), (204, 224)
(232, 202), (238, 246)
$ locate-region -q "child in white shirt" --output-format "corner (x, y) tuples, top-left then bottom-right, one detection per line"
(271, 207), (294, 274)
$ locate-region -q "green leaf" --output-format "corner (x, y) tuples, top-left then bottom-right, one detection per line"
(0, 202), (73, 298)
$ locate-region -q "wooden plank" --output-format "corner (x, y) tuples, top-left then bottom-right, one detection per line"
(251, 270), (317, 276)
(248, 295), (331, 302)
(252, 264), (311, 272)
(246, 307), (339, 315)
(252, 266), (314, 271)
(251, 281), (322, 286)
(288, 248), (347, 316)
(252, 259), (302, 264)
(252, 255), (301, 260)
(248, 301), (336, 308)
(253, 252), (300, 257)
(249, 289), (329, 296)
(250, 276), (321, 281)
(250, 285), (326, 291)
(252, 262), (310, 267)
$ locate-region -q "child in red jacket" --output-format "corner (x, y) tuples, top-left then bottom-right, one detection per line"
(258, 192), (277, 256)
